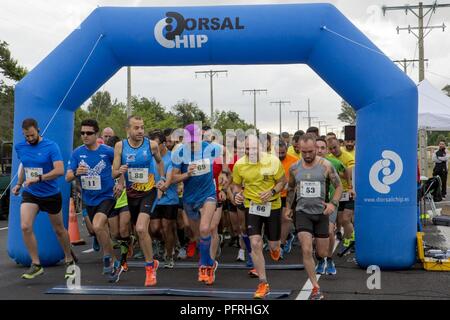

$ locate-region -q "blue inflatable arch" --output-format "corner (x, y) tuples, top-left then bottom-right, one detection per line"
(9, 4), (418, 269)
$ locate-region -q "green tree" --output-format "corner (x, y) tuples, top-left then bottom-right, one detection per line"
(172, 100), (209, 127)
(443, 84), (450, 97)
(87, 91), (113, 118)
(337, 100), (356, 125)
(0, 41), (28, 142)
(213, 110), (255, 135)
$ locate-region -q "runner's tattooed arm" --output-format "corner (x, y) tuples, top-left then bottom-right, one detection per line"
(328, 163), (343, 203)
(285, 166), (297, 211)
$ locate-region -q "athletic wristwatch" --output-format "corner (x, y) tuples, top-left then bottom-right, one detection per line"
(271, 189), (276, 196)
(330, 199), (339, 207)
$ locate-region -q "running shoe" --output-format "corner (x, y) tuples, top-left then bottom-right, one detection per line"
(133, 249), (145, 260)
(198, 265), (208, 282)
(64, 260), (76, 280)
(309, 287), (324, 300)
(22, 263), (44, 280)
(326, 259), (337, 275)
(187, 241), (197, 258)
(144, 260), (159, 287)
(248, 268), (259, 278)
(103, 256), (112, 274)
(121, 261), (129, 272)
(112, 239), (120, 249)
(236, 248), (245, 262)
(205, 260), (218, 285)
(336, 231), (343, 241)
(284, 233), (295, 254)
(270, 247), (281, 261)
(177, 246), (187, 260)
(164, 255), (175, 269)
(315, 258), (326, 275)
(109, 260), (124, 283)
(254, 282), (270, 299)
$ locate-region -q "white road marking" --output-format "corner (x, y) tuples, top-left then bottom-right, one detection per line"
(0, 227), (8, 231)
(296, 239), (341, 300)
(82, 248), (94, 253)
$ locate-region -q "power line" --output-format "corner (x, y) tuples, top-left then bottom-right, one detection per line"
(270, 101), (291, 134)
(383, 2), (449, 81)
(195, 69), (228, 126)
(290, 110), (307, 131)
(303, 98), (317, 128)
(393, 58), (428, 74)
(242, 89), (268, 129)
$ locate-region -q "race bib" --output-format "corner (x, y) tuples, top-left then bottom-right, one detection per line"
(128, 168), (149, 183)
(300, 181), (321, 198)
(24, 167), (43, 181)
(81, 175), (101, 191)
(190, 159), (211, 176)
(249, 201), (271, 217)
(340, 192), (350, 202)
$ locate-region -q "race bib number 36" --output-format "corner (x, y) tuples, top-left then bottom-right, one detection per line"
(300, 181), (321, 198)
(128, 168), (149, 183)
(190, 159), (211, 176)
(249, 201), (271, 217)
(81, 175), (101, 191)
(24, 167), (43, 181)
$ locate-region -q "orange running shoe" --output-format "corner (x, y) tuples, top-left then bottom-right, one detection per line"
(270, 247), (281, 261)
(205, 261), (218, 285)
(248, 268), (259, 278)
(144, 260), (159, 287)
(198, 265), (208, 282)
(254, 282), (270, 299)
(187, 241), (197, 258)
(121, 261), (129, 272)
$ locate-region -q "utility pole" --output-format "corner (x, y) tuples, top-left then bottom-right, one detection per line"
(195, 69), (228, 125)
(242, 89), (268, 128)
(303, 98), (317, 128)
(290, 110), (307, 131)
(270, 101), (291, 134)
(127, 66), (132, 117)
(393, 58), (428, 74)
(315, 121), (326, 135)
(383, 2), (449, 81)
(322, 124), (331, 134)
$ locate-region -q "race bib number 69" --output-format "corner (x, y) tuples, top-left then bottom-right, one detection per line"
(24, 167), (43, 181)
(190, 159), (211, 176)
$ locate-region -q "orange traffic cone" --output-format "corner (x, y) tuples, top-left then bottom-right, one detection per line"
(68, 197), (85, 245)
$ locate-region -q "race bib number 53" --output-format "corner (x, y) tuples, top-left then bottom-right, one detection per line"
(300, 181), (321, 198)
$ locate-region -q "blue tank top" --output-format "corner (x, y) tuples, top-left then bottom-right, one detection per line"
(121, 138), (155, 196)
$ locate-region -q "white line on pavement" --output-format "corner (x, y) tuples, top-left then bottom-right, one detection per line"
(82, 248), (94, 253)
(296, 239), (340, 300)
(0, 227), (8, 231)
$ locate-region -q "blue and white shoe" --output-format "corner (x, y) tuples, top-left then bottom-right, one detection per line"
(109, 260), (124, 283)
(284, 233), (295, 254)
(315, 258), (326, 275)
(103, 256), (112, 275)
(326, 259), (337, 275)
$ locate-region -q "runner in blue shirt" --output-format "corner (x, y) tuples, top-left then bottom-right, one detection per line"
(66, 119), (123, 282)
(171, 123), (220, 285)
(149, 131), (179, 268)
(12, 118), (75, 280)
(112, 115), (165, 287)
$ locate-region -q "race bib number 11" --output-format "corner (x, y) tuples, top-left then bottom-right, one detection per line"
(81, 175), (101, 191)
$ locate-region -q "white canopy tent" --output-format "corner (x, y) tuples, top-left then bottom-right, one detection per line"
(417, 79), (450, 176)
(418, 79), (450, 130)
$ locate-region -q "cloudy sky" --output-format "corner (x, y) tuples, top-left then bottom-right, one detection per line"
(1, 0), (449, 136)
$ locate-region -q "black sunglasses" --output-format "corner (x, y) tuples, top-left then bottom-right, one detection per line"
(80, 131), (96, 136)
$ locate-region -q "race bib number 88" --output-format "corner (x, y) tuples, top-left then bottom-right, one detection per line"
(128, 168), (149, 183)
(300, 181), (321, 198)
